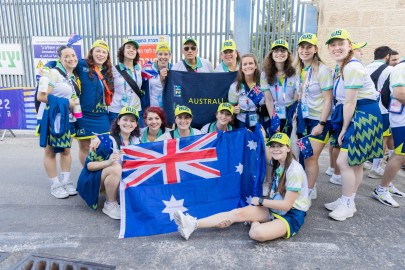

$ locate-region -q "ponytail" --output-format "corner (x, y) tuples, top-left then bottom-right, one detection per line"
(340, 50), (354, 81)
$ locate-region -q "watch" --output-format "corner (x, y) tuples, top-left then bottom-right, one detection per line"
(319, 121), (326, 126)
(258, 197), (264, 206)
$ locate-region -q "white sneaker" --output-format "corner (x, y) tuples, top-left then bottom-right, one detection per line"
(325, 167), (334, 176)
(329, 174), (342, 185)
(363, 161), (373, 170)
(324, 198), (357, 213)
(372, 188), (400, 208)
(50, 183), (69, 199)
(173, 210), (197, 240)
(102, 201), (121, 219)
(389, 184), (405, 198)
(368, 167), (384, 179)
(63, 181), (78, 196)
(309, 187), (317, 200)
(329, 203), (354, 221)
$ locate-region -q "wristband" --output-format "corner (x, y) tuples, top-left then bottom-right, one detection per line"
(258, 197), (264, 206)
(319, 121), (326, 126)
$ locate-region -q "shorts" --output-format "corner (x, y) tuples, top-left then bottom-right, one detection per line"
(272, 208), (306, 238)
(391, 126), (405, 156)
(382, 114), (391, 137)
(304, 119), (331, 144)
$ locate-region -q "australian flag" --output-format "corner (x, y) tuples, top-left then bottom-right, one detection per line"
(119, 126), (265, 238)
(296, 136), (314, 159)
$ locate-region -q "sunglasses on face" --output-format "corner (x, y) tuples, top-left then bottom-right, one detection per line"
(183, 46), (197, 52)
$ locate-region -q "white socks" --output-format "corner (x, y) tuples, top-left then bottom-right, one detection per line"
(49, 176), (60, 187)
(61, 171), (70, 183)
(341, 195), (351, 208)
(372, 159), (381, 170)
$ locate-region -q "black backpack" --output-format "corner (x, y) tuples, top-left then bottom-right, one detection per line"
(370, 64), (390, 110)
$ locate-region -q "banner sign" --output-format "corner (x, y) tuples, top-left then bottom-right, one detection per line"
(129, 35), (170, 67)
(32, 36), (83, 81)
(0, 44), (24, 75)
(0, 87), (36, 130)
(163, 70), (237, 129)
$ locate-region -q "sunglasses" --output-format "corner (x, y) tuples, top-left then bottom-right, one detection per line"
(183, 46), (197, 52)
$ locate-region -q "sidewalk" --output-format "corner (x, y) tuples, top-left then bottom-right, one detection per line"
(0, 131), (404, 269)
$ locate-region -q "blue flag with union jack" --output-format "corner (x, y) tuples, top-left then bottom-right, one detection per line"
(296, 136), (314, 159)
(119, 126), (265, 238)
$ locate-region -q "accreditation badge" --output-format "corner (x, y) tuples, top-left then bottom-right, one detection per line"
(275, 105), (286, 119)
(301, 103), (309, 118)
(388, 98), (404, 114)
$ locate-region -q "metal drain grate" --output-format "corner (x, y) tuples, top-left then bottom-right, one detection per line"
(12, 253), (115, 270)
(0, 252), (10, 263)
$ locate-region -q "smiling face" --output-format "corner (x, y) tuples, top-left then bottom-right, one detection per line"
(272, 47), (289, 64)
(118, 114), (138, 135)
(145, 112), (163, 132)
(157, 51), (171, 67)
(269, 142), (290, 162)
(241, 56), (257, 76)
(221, 49), (237, 66)
(216, 110), (232, 126)
(59, 47), (78, 71)
(297, 42), (317, 64)
(175, 113), (192, 131)
(328, 39), (352, 64)
(124, 43), (137, 61)
(92, 46), (109, 66)
(182, 41), (198, 61)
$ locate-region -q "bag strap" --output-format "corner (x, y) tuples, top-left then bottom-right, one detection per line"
(370, 64), (388, 89)
(182, 60), (196, 72)
(94, 66), (112, 95)
(170, 129), (175, 138)
(115, 64), (142, 98)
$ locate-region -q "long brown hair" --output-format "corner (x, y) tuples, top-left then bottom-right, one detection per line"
(340, 46), (354, 81)
(269, 145), (294, 197)
(86, 48), (114, 89)
(263, 49), (295, 85)
(235, 54), (260, 92)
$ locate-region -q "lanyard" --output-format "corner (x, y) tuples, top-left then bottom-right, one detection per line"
(275, 76), (288, 101)
(119, 134), (133, 146)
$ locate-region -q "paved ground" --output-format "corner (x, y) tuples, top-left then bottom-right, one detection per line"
(0, 130), (404, 270)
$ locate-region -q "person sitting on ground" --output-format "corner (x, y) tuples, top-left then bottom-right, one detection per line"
(76, 106), (141, 220)
(200, 103), (235, 134)
(173, 132), (310, 242)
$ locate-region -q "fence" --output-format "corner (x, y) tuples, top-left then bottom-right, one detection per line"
(0, 0), (316, 88)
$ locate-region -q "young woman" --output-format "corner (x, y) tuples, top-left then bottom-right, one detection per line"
(77, 106), (141, 219)
(324, 29), (383, 221)
(228, 54), (271, 131)
(214, 39), (240, 72)
(109, 39), (142, 123)
(142, 41), (172, 108)
(200, 103), (234, 134)
(261, 39), (298, 136)
(140, 107), (171, 143)
(157, 106), (201, 140)
(294, 33), (333, 199)
(37, 45), (79, 199)
(173, 132), (310, 241)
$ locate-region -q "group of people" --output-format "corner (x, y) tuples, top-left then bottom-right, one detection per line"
(36, 29), (404, 242)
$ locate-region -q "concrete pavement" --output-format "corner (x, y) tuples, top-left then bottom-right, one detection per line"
(0, 131), (404, 269)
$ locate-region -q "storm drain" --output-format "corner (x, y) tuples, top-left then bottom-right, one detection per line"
(0, 251), (10, 263)
(11, 253), (115, 270)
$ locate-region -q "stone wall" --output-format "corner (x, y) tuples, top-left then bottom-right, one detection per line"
(315, 0), (405, 68)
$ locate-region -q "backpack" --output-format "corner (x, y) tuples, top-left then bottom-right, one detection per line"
(370, 64), (390, 110)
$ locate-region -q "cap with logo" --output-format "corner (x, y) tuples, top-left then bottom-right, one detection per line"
(123, 38), (140, 49)
(221, 40), (237, 52)
(174, 105), (193, 117)
(119, 106), (139, 120)
(217, 102), (234, 115)
(298, 33), (318, 46)
(156, 41), (171, 52)
(325, 29), (352, 45)
(352, 41), (367, 50)
(182, 37), (198, 46)
(268, 132), (290, 146)
(91, 39), (110, 52)
(271, 39), (289, 50)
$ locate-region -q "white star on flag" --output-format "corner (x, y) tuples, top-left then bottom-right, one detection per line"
(235, 163), (243, 174)
(162, 195), (188, 220)
(246, 195), (253, 205)
(247, 140), (257, 150)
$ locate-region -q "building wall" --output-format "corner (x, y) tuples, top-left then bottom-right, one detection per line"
(316, 0), (405, 68)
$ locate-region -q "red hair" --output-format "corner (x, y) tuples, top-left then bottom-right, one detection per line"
(143, 107), (168, 131)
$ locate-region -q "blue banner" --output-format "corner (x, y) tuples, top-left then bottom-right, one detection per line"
(0, 87), (36, 130)
(119, 126), (265, 238)
(163, 70), (237, 129)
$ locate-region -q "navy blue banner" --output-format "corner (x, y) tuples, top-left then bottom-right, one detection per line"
(163, 70), (237, 129)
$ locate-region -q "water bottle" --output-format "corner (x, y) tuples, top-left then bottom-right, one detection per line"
(71, 94), (83, 119)
(38, 67), (50, 93)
